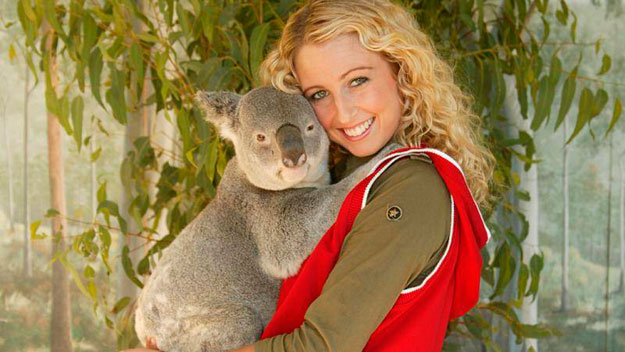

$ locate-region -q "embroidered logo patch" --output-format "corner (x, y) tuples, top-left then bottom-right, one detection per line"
(386, 205), (402, 221)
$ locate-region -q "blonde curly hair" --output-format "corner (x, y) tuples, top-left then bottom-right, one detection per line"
(259, 0), (495, 208)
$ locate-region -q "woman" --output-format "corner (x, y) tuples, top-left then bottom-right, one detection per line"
(129, 0), (493, 350)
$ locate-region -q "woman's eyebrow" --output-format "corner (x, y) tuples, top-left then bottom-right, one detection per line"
(339, 66), (373, 80)
(302, 66), (373, 95)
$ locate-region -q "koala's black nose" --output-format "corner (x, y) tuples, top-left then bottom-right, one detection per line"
(276, 124), (307, 168)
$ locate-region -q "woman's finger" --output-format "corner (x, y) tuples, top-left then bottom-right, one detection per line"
(118, 338), (159, 352)
(146, 337), (158, 349)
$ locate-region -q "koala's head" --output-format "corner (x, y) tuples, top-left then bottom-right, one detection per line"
(195, 86), (330, 190)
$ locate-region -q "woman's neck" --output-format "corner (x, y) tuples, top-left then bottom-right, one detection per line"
(331, 147), (391, 183)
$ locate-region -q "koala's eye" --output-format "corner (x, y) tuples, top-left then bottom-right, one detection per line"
(256, 134), (266, 142)
(306, 124), (315, 132)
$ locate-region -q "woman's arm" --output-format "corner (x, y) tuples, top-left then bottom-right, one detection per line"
(254, 157), (451, 352)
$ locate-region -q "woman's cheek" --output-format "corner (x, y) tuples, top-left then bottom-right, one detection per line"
(314, 106), (342, 144)
(358, 87), (380, 112)
(313, 104), (334, 131)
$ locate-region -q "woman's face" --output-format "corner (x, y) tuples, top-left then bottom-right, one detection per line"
(294, 33), (403, 157)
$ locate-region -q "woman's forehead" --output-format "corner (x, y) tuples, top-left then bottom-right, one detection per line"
(293, 34), (385, 86)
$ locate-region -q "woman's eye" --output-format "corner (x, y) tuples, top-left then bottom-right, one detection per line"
(350, 77), (368, 86)
(310, 90), (328, 101)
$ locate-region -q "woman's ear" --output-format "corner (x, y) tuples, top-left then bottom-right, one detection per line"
(194, 90), (242, 142)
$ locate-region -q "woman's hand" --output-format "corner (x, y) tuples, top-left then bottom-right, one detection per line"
(118, 338), (160, 352)
(228, 343), (255, 352)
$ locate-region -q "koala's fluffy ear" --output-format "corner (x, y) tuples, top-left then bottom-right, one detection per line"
(194, 90), (241, 142)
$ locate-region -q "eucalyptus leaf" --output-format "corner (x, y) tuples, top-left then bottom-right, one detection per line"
(531, 77), (550, 130)
(250, 23), (270, 85)
(121, 246), (143, 288)
(112, 296), (131, 314)
(554, 72), (577, 131)
(71, 96), (84, 151)
(60, 255), (91, 298)
(82, 13), (98, 61)
(105, 64), (128, 124)
(590, 88), (608, 118)
(597, 54), (611, 75)
(567, 87), (592, 144)
(89, 49), (104, 107)
(205, 138), (219, 182)
(605, 98), (622, 137)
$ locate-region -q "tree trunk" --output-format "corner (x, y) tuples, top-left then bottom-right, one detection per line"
(118, 0), (151, 300)
(149, 108), (175, 240)
(48, 101), (73, 352)
(607, 0), (624, 298)
(560, 115), (570, 311)
(518, 133), (539, 352)
(503, 74), (539, 352)
(44, 18), (73, 352)
(604, 134), (614, 352)
(118, 94), (148, 300)
(90, 119), (97, 220)
(23, 64), (33, 277)
(500, 25), (540, 352)
(619, 156), (625, 293)
(2, 96), (15, 232)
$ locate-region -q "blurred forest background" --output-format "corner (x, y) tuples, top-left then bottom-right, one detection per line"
(0, 0), (623, 351)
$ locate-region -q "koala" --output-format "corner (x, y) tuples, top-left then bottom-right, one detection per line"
(135, 86), (397, 352)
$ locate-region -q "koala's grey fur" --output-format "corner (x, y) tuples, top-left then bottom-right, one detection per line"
(135, 86), (397, 352)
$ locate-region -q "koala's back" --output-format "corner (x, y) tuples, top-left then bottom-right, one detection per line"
(135, 174), (280, 349)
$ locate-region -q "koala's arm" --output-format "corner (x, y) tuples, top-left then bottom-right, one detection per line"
(255, 143), (400, 279)
(255, 187), (344, 279)
(303, 142), (402, 203)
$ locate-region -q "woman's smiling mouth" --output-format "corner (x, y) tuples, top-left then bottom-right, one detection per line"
(342, 117), (375, 140)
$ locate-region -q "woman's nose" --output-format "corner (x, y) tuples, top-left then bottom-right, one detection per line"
(334, 92), (358, 125)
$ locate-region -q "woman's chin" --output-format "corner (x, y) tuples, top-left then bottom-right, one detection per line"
(339, 141), (383, 158)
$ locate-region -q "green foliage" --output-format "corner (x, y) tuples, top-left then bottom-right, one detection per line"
(17, 0), (619, 349)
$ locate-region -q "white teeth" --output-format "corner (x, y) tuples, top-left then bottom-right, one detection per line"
(343, 117), (373, 137)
